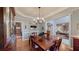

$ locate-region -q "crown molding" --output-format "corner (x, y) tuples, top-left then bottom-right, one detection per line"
(15, 9), (34, 19)
(44, 7), (69, 18)
(15, 7), (69, 20)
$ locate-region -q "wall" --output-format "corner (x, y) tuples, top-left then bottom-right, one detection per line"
(70, 9), (79, 48)
(47, 20), (55, 35)
(71, 9), (79, 36)
(48, 16), (70, 35)
(48, 16), (72, 47)
(39, 22), (46, 33)
(15, 16), (30, 40)
(15, 16), (46, 40)
(47, 8), (79, 48)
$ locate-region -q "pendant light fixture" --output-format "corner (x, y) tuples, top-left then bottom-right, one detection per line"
(33, 7), (45, 24)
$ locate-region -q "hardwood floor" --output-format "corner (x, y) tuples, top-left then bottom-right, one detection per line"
(16, 39), (30, 51)
(16, 39), (73, 51)
(59, 43), (73, 51)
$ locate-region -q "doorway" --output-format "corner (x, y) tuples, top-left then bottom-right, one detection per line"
(15, 22), (22, 50)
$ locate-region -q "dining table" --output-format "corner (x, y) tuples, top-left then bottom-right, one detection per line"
(32, 36), (58, 51)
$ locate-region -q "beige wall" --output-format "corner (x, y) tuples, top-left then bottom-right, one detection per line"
(71, 9), (79, 36)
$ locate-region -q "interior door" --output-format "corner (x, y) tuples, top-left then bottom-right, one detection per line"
(0, 7), (4, 49)
(15, 22), (22, 50)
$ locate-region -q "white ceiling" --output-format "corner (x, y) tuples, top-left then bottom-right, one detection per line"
(15, 7), (68, 19)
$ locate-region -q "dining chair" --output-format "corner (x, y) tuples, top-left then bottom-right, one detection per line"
(29, 36), (35, 50)
(49, 42), (57, 51)
(29, 36), (43, 51)
(49, 38), (62, 51)
(55, 38), (62, 50)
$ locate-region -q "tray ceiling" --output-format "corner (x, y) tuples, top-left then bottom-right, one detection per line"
(15, 7), (68, 19)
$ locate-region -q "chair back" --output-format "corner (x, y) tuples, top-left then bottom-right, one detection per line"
(55, 38), (62, 50)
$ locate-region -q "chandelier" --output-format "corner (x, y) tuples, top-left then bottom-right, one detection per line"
(33, 7), (45, 24)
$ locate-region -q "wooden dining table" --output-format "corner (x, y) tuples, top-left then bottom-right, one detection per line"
(32, 36), (58, 51)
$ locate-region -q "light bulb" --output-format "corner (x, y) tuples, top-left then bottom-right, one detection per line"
(41, 18), (44, 20)
(42, 18), (45, 22)
(37, 17), (39, 19)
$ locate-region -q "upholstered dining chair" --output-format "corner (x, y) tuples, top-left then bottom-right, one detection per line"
(49, 38), (62, 51)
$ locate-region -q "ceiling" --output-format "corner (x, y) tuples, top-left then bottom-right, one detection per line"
(15, 7), (68, 19)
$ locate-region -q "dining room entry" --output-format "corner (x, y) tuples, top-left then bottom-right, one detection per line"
(15, 22), (22, 50)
